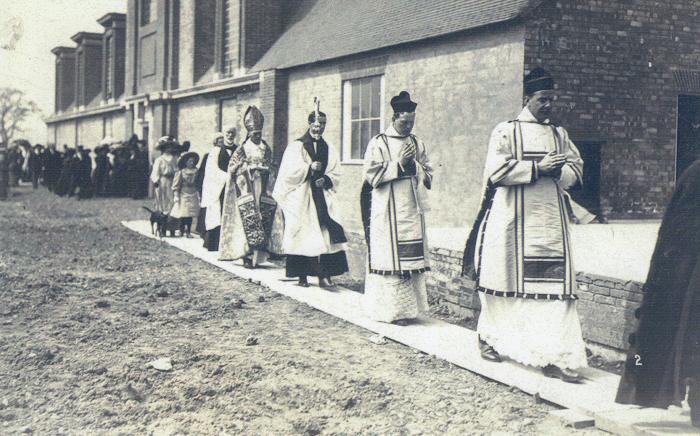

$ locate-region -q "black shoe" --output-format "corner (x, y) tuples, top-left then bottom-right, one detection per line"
(542, 364), (583, 383)
(297, 277), (309, 287)
(478, 338), (502, 362)
(243, 258), (254, 269)
(391, 319), (415, 326)
(319, 277), (336, 290)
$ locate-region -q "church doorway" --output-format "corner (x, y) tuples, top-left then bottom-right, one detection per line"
(677, 94), (700, 180)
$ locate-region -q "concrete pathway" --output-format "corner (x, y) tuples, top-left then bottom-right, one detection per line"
(123, 220), (697, 435)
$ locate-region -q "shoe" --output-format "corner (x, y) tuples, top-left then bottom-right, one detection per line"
(319, 277), (336, 290)
(243, 258), (254, 269)
(297, 277), (310, 287)
(478, 338), (502, 363)
(542, 365), (583, 383)
(391, 319), (414, 326)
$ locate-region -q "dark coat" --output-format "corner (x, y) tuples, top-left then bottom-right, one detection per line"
(616, 160), (700, 408)
(126, 149), (149, 199)
(72, 152), (94, 199)
(28, 152), (43, 172)
(93, 154), (111, 196)
(54, 153), (76, 196)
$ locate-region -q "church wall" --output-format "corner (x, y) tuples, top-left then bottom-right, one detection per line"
(286, 23), (526, 232)
(55, 121), (77, 149)
(175, 97), (220, 158)
(175, 86), (260, 159)
(525, 0), (700, 219)
(77, 116), (106, 148)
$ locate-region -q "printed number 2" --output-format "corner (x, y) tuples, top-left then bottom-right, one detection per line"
(634, 354), (643, 366)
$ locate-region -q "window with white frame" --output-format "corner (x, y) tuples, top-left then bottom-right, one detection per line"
(221, 0), (234, 76)
(342, 75), (384, 162)
(105, 35), (113, 98)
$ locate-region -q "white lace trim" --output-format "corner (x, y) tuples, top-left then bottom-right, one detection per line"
(477, 293), (588, 370)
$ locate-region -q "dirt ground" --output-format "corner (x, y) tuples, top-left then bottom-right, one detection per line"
(0, 185), (608, 435)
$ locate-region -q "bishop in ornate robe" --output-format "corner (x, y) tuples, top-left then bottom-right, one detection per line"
(219, 106), (279, 267)
(273, 110), (348, 288)
(362, 91), (433, 324)
(462, 68), (587, 382)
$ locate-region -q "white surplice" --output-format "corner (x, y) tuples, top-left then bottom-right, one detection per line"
(272, 139), (346, 257)
(200, 146), (230, 231)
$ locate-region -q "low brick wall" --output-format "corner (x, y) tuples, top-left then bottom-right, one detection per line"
(343, 231), (643, 351)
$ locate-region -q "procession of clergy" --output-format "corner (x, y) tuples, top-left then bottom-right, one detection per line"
(152, 67), (588, 384)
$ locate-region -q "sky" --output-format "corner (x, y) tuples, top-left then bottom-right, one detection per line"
(0, 0), (127, 143)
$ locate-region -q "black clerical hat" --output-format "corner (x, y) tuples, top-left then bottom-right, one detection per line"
(524, 67), (554, 95)
(390, 91), (417, 113)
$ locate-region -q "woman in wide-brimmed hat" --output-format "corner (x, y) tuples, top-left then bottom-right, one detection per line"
(170, 151), (201, 237)
(150, 136), (180, 215)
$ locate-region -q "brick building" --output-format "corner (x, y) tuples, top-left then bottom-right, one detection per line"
(46, 0), (700, 351)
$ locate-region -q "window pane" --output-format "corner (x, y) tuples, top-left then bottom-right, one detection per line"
(370, 119), (380, 138)
(351, 82), (359, 119)
(360, 120), (370, 159)
(370, 77), (381, 118)
(351, 121), (361, 160)
(360, 79), (371, 119)
(222, 0), (232, 75)
(105, 36), (112, 95)
(141, 0), (149, 25)
(141, 0), (156, 25)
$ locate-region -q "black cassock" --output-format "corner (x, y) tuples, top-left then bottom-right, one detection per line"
(616, 160), (700, 410)
(285, 132), (349, 279)
(195, 152), (209, 239)
(203, 146), (234, 251)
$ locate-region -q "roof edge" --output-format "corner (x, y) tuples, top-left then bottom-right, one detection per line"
(51, 46), (76, 56)
(251, 11), (530, 73)
(70, 32), (103, 44)
(97, 12), (127, 28)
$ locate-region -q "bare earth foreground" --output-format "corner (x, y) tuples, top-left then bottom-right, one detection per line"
(0, 186), (606, 435)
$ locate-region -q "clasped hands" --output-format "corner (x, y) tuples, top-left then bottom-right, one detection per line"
(537, 151), (567, 177)
(399, 142), (416, 167)
(310, 161), (326, 188)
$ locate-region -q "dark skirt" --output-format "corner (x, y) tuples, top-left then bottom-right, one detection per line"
(285, 251), (349, 278)
(195, 207), (207, 238)
(203, 226), (221, 251)
(54, 168), (73, 197)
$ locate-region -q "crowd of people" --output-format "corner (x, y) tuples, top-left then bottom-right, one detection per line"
(10, 66), (698, 427)
(6, 135), (150, 200)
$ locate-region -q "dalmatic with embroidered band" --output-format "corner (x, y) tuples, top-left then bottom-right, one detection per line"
(362, 125), (433, 322)
(474, 108), (583, 300)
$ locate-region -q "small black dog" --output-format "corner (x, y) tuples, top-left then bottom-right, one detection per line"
(142, 206), (168, 238)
